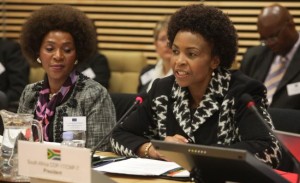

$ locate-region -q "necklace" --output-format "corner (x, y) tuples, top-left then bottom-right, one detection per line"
(49, 93), (57, 100)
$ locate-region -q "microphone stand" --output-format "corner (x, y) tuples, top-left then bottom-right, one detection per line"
(90, 95), (144, 166)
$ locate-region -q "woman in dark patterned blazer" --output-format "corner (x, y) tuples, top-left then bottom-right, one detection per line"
(111, 4), (281, 168)
(18, 4), (116, 151)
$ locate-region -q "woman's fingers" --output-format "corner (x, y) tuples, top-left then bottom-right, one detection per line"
(164, 134), (189, 144)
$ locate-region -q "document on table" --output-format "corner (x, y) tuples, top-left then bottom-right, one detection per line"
(93, 158), (190, 178)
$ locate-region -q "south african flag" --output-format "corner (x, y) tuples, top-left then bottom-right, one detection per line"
(47, 149), (61, 161)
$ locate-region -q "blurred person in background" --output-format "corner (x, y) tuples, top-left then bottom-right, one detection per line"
(240, 4), (300, 109)
(0, 39), (29, 111)
(77, 51), (110, 89)
(77, 21), (111, 89)
(137, 16), (173, 93)
(0, 39), (29, 135)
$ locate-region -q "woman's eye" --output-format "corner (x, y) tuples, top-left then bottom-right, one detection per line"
(45, 47), (53, 52)
(172, 49), (179, 55)
(64, 48), (72, 53)
(188, 52), (198, 58)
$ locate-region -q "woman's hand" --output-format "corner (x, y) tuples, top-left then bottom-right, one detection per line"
(164, 134), (189, 144)
(137, 134), (189, 160)
(137, 142), (164, 160)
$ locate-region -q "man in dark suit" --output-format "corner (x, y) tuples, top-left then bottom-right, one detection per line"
(240, 4), (300, 109)
(0, 39), (29, 112)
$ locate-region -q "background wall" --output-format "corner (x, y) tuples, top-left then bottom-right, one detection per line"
(1, 0), (300, 69)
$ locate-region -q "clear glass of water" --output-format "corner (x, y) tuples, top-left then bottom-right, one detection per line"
(71, 131), (86, 148)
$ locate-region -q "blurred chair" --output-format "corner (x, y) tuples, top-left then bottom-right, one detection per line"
(268, 108), (300, 172)
(0, 91), (7, 135)
(0, 91), (8, 110)
(0, 118), (3, 135)
(102, 50), (146, 94)
(29, 67), (45, 83)
(268, 108), (300, 134)
(110, 93), (137, 122)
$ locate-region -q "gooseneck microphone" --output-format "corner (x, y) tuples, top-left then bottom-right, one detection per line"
(91, 93), (146, 165)
(241, 93), (300, 183)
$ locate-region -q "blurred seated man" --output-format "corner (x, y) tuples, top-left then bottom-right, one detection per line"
(0, 39), (29, 111)
(240, 4), (300, 109)
(77, 51), (110, 89)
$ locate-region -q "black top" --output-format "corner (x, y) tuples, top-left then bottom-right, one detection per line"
(137, 64), (155, 93)
(0, 39), (29, 108)
(111, 70), (281, 168)
(76, 52), (110, 89)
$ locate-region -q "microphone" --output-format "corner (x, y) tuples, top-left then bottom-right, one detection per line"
(90, 93), (146, 165)
(241, 93), (300, 183)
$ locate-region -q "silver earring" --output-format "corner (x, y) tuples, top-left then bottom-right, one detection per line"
(212, 71), (215, 76)
(37, 58), (42, 63)
(74, 60), (78, 65)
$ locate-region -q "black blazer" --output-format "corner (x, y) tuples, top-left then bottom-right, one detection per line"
(137, 64), (155, 93)
(0, 39), (29, 105)
(76, 52), (110, 89)
(240, 45), (300, 109)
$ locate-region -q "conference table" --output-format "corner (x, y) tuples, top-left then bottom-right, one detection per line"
(0, 151), (296, 183)
(97, 152), (298, 183)
(103, 168), (297, 183)
(104, 166), (297, 183)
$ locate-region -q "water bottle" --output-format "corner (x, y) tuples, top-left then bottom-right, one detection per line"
(71, 130), (86, 148)
(61, 131), (75, 146)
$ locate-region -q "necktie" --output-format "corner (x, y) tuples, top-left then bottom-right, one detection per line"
(264, 56), (288, 104)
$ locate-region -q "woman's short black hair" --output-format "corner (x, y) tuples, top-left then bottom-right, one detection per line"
(20, 4), (97, 67)
(168, 4), (238, 69)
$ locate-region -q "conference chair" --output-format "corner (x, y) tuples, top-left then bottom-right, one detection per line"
(0, 87), (17, 113)
(0, 91), (8, 110)
(0, 117), (3, 136)
(102, 50), (146, 94)
(29, 67), (45, 83)
(0, 91), (7, 135)
(109, 93), (137, 122)
(268, 108), (300, 172)
(268, 108), (300, 134)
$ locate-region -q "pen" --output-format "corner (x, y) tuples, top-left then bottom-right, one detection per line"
(92, 156), (127, 167)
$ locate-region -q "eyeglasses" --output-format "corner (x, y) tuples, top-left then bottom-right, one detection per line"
(157, 36), (168, 43)
(260, 23), (287, 46)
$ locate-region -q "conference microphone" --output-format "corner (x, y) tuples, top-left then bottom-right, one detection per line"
(241, 93), (300, 183)
(91, 93), (146, 165)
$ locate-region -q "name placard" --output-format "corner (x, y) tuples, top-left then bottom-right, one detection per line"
(63, 116), (86, 131)
(18, 141), (91, 183)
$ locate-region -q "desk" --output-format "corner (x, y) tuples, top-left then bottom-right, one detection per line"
(96, 152), (299, 183)
(0, 151), (296, 183)
(95, 152), (193, 183)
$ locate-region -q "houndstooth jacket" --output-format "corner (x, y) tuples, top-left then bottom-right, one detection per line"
(111, 69), (281, 168)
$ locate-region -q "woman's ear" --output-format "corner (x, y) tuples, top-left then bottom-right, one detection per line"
(211, 56), (220, 69)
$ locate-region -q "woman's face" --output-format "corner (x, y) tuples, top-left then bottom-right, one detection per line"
(171, 31), (219, 90)
(154, 28), (172, 62)
(39, 31), (77, 82)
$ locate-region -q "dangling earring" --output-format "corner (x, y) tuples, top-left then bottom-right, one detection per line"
(37, 58), (42, 64)
(74, 60), (78, 65)
(212, 71), (215, 77)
